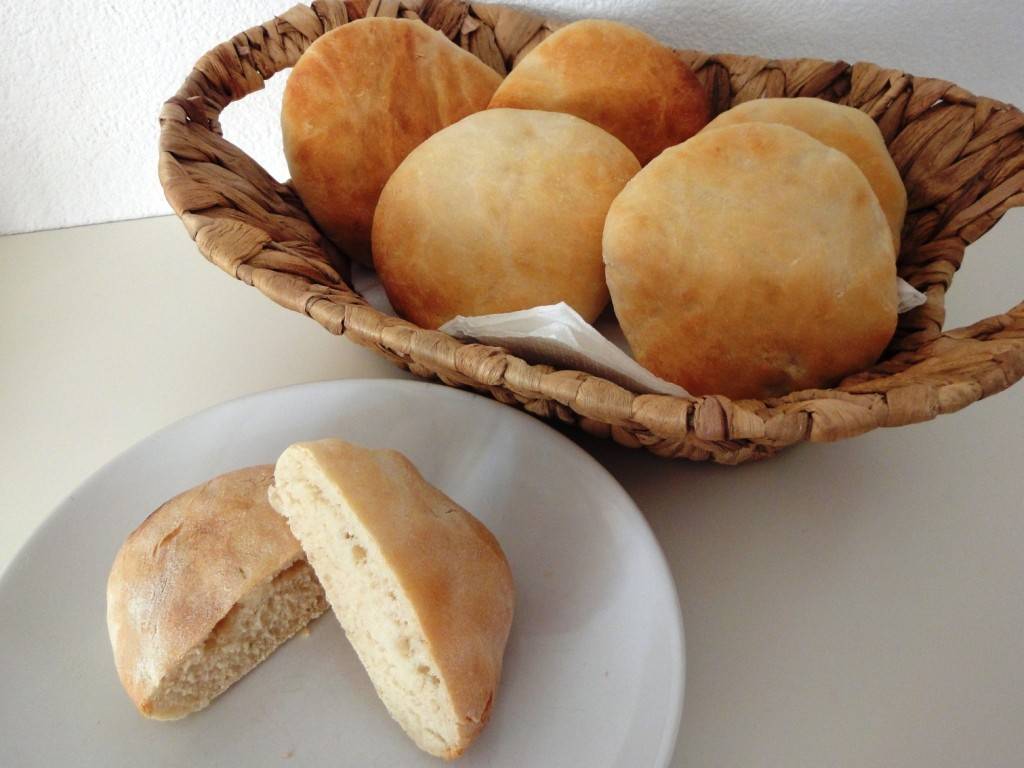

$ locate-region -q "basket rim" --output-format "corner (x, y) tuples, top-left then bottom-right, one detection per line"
(157, 0), (1024, 464)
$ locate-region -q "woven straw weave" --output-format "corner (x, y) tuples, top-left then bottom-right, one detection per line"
(158, 0), (1024, 464)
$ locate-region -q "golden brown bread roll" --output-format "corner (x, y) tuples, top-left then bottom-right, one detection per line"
(488, 19), (708, 164)
(704, 97), (907, 252)
(282, 18), (502, 265)
(372, 108), (640, 329)
(603, 123), (898, 400)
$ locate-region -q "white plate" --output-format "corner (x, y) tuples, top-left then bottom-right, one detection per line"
(0, 380), (682, 767)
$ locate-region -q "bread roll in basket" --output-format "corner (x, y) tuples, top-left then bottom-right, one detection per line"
(158, 0), (1024, 464)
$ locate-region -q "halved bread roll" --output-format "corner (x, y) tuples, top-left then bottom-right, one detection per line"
(106, 466), (328, 719)
(269, 439), (515, 760)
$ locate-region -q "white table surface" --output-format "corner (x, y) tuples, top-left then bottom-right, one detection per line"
(2, 214), (1022, 767)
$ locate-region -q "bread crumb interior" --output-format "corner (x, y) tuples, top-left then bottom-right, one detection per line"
(149, 558), (327, 719)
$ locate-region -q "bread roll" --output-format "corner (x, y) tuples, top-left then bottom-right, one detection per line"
(603, 123), (898, 400)
(488, 19), (708, 164)
(270, 440), (515, 760)
(704, 97), (907, 251)
(282, 18), (502, 265)
(372, 108), (640, 328)
(106, 466), (327, 719)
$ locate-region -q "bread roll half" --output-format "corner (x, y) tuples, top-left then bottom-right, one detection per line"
(270, 440), (515, 760)
(106, 466), (328, 719)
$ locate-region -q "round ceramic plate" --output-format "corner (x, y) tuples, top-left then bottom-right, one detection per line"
(0, 380), (683, 767)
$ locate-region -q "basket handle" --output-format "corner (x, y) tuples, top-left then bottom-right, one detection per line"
(159, 1), (367, 293)
(158, 0), (523, 290)
(868, 154), (1024, 418)
(161, 2), (351, 134)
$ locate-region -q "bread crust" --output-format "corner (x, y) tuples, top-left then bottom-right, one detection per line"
(282, 18), (502, 265)
(489, 19), (709, 164)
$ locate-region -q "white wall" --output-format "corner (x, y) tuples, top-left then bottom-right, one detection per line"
(2, 0), (1022, 234)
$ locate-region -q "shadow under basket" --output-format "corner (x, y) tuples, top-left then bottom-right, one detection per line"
(158, 0), (1024, 465)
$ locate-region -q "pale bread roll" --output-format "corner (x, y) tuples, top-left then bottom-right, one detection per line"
(106, 466), (328, 719)
(269, 439), (514, 760)
(488, 19), (708, 164)
(282, 18), (502, 265)
(704, 97), (907, 251)
(604, 122), (898, 400)
(372, 108), (640, 329)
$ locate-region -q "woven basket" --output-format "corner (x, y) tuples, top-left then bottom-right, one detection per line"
(159, 0), (1024, 464)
